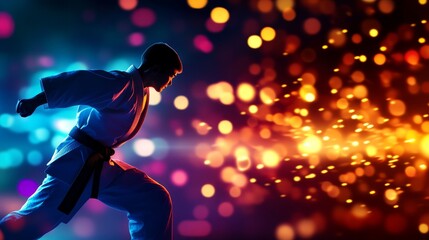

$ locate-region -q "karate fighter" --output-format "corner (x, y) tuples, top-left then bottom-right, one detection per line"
(0, 42), (182, 239)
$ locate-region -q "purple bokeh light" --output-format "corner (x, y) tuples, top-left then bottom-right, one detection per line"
(17, 179), (38, 198)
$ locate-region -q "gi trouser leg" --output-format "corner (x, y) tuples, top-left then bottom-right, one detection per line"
(0, 174), (90, 239)
(0, 161), (172, 240)
(97, 168), (173, 240)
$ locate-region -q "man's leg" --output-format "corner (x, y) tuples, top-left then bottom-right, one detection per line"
(0, 174), (86, 239)
(98, 167), (172, 240)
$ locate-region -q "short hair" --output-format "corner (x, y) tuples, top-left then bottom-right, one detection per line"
(141, 42), (183, 73)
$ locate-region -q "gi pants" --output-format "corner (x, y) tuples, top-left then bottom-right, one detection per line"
(0, 159), (172, 240)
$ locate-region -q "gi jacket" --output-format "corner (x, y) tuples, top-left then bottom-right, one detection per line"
(41, 65), (149, 185)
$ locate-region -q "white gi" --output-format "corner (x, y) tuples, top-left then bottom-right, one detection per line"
(0, 65), (172, 239)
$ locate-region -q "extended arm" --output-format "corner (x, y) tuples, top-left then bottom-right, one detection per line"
(16, 92), (47, 117)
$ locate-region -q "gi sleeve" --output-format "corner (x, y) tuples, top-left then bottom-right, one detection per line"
(41, 70), (127, 109)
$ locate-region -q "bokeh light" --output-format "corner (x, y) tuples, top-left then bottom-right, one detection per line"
(118, 0), (138, 11)
(17, 179), (38, 198)
(133, 138), (155, 157)
(210, 7), (229, 24)
(0, 12), (14, 38)
(260, 26), (276, 41)
(248, 35), (263, 49)
(170, 169), (188, 187)
(193, 34), (213, 53)
(201, 184), (215, 198)
(128, 32), (145, 47)
(173, 95), (189, 110)
(131, 8), (156, 28)
(187, 0), (208, 9)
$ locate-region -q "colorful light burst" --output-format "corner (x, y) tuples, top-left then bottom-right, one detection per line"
(189, 0), (429, 238)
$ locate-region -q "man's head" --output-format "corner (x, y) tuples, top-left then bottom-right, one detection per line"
(139, 42), (183, 92)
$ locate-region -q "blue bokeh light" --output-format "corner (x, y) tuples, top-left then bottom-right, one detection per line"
(27, 150), (43, 166)
(0, 148), (24, 169)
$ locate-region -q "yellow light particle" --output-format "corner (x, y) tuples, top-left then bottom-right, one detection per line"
(359, 55), (367, 62)
(218, 120), (233, 135)
(260, 26), (276, 41)
(374, 53), (386, 65)
(298, 135), (322, 154)
(388, 99), (406, 116)
(384, 189), (397, 201)
(248, 105), (258, 114)
(369, 29), (379, 37)
(275, 223), (295, 240)
(420, 135), (429, 157)
(419, 223), (429, 234)
(260, 87), (276, 105)
(299, 85), (317, 102)
(262, 149), (281, 168)
(201, 184), (215, 198)
(210, 7), (230, 24)
(187, 0), (208, 9)
(247, 35), (263, 49)
(305, 173), (316, 179)
(237, 83), (256, 102)
(173, 95), (189, 110)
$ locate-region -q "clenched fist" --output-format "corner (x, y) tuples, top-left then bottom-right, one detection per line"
(16, 99), (37, 117)
(16, 92), (47, 118)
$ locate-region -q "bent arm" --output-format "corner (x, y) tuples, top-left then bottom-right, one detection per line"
(16, 92), (47, 117)
(41, 70), (126, 109)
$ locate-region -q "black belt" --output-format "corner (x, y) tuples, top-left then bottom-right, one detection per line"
(58, 126), (115, 215)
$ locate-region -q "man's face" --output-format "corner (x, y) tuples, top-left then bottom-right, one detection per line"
(150, 67), (179, 92)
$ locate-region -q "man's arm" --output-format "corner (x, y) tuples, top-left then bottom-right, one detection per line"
(16, 92), (47, 117)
